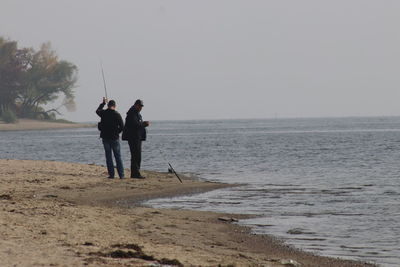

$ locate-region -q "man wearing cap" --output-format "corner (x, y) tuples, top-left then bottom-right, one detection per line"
(96, 98), (125, 179)
(122, 99), (150, 179)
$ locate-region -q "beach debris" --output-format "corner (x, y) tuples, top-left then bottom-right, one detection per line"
(151, 211), (162, 215)
(89, 243), (183, 266)
(111, 249), (154, 260)
(111, 243), (142, 251)
(158, 258), (183, 266)
(90, 250), (183, 266)
(83, 242), (95, 246)
(268, 258), (302, 266)
(147, 261), (184, 267)
(60, 186), (71, 190)
(44, 194), (58, 198)
(218, 217), (239, 222)
(279, 259), (301, 266)
(0, 194), (12, 200)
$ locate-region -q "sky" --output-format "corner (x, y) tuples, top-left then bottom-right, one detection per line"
(1, 0), (400, 122)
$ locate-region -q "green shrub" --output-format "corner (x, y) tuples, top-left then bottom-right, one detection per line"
(1, 109), (18, 123)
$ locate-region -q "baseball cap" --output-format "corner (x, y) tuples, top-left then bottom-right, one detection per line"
(134, 99), (144, 106)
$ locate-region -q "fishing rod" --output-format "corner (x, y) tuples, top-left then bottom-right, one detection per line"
(100, 61), (108, 100)
(155, 145), (183, 183)
(168, 162), (183, 183)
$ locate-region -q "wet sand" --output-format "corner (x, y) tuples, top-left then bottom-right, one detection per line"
(0, 119), (93, 131)
(0, 159), (375, 266)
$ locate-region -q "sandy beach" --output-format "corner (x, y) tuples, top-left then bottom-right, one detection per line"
(0, 159), (375, 267)
(0, 119), (94, 131)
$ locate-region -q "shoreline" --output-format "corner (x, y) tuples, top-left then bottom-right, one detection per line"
(0, 119), (94, 131)
(0, 159), (375, 266)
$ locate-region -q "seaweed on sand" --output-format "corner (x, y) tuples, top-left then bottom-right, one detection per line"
(88, 243), (183, 266)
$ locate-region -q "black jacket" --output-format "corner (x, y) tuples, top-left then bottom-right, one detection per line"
(96, 103), (124, 140)
(122, 106), (146, 141)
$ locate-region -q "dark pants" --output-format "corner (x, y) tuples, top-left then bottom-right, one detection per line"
(128, 139), (142, 177)
(102, 139), (124, 178)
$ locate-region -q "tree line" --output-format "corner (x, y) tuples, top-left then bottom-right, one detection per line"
(0, 37), (77, 123)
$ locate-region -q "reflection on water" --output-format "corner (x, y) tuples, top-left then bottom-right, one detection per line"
(1, 117), (400, 266)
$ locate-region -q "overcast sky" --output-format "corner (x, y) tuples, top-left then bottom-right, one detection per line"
(1, 0), (400, 121)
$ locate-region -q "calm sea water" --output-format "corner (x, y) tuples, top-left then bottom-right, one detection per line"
(1, 117), (399, 266)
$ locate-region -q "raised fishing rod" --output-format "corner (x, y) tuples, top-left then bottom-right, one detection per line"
(100, 61), (108, 100)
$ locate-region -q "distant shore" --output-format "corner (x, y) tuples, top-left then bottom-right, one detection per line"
(0, 159), (375, 266)
(0, 119), (94, 131)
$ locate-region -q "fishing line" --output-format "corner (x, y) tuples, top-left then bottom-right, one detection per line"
(100, 60), (108, 99)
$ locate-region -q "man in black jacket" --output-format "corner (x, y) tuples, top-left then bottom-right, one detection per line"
(96, 98), (125, 179)
(122, 99), (149, 179)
